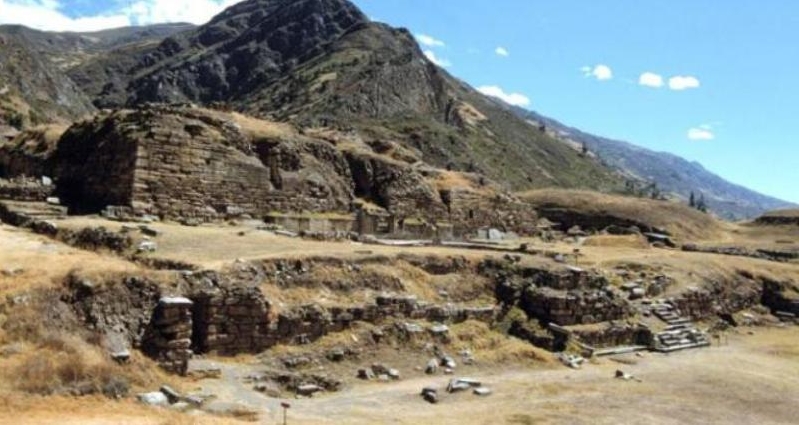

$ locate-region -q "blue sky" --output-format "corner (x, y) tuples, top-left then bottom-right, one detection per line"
(1, 0), (797, 203)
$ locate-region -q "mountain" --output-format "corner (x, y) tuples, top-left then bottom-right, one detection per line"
(511, 107), (796, 219)
(67, 0), (623, 193)
(0, 23), (194, 128)
(2, 0), (789, 218)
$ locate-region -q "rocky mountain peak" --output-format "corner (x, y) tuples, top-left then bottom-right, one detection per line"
(123, 0), (368, 105)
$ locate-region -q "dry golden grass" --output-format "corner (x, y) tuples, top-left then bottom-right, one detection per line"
(758, 208), (799, 219)
(0, 394), (238, 425)
(582, 234), (650, 249)
(518, 188), (726, 241)
(0, 224), (140, 297)
(228, 111), (297, 139)
(448, 320), (552, 365)
(455, 101), (487, 126)
(432, 170), (489, 193)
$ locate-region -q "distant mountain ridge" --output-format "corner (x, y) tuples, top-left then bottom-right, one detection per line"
(512, 107), (796, 219)
(0, 0), (792, 219)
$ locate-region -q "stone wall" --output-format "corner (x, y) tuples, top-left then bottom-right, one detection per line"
(266, 214), (355, 234)
(521, 287), (631, 326)
(0, 178), (53, 201)
(142, 297), (194, 375)
(190, 286), (273, 355)
(565, 322), (653, 348)
(443, 188), (538, 236)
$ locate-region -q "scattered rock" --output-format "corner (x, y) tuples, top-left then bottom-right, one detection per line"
(169, 401), (191, 412)
(139, 225), (161, 237)
(371, 363), (389, 375)
(446, 379), (471, 393)
(387, 368), (401, 380)
(137, 391), (169, 406)
(326, 348), (345, 362)
(160, 385), (182, 404)
(45, 196), (60, 205)
(557, 353), (585, 369)
(296, 384), (323, 397)
(425, 359), (439, 375)
(110, 349), (131, 364)
(421, 387), (438, 404)
(357, 368), (375, 380)
(440, 354), (457, 369)
(614, 370), (635, 381)
(429, 324), (449, 336)
(138, 240), (157, 252)
(473, 387), (492, 396)
(253, 382), (280, 397)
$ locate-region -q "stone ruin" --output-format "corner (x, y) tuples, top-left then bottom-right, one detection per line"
(64, 263), (497, 375)
(45, 105), (536, 237)
(142, 297), (194, 375)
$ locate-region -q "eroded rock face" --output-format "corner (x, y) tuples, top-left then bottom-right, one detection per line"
(121, 0), (368, 106)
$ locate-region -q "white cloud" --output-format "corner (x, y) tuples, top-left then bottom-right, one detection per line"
(423, 50), (451, 68)
(0, 0), (131, 31)
(415, 33), (445, 48)
(638, 72), (664, 88)
(687, 124), (715, 141)
(477, 85), (530, 107)
(582, 64), (613, 81)
(123, 0), (242, 26)
(0, 0), (244, 32)
(669, 75), (701, 91)
(495, 46), (509, 57)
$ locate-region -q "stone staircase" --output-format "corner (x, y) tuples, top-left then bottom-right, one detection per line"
(651, 302), (710, 352)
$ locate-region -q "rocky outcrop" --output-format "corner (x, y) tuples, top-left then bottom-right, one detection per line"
(115, 0), (368, 106)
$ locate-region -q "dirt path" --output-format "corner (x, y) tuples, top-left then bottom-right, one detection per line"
(186, 327), (799, 425)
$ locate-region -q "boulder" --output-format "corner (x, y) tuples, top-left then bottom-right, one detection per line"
(296, 384), (323, 397)
(137, 391), (169, 406)
(159, 385), (182, 404)
(446, 379), (471, 393)
(473, 387), (492, 396)
(425, 359), (439, 374)
(357, 368), (375, 380)
(421, 387), (438, 404)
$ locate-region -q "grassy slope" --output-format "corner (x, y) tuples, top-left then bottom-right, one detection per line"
(518, 188), (726, 240)
(243, 23), (623, 193)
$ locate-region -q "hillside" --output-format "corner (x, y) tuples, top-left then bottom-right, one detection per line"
(0, 26), (96, 128)
(755, 208), (799, 226)
(0, 23), (194, 127)
(67, 0), (623, 193)
(513, 108), (795, 219)
(518, 189), (725, 241)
